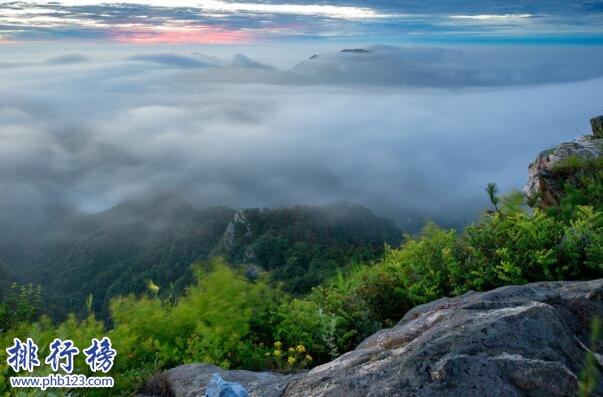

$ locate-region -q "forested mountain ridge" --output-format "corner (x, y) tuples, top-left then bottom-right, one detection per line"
(0, 198), (401, 319)
(222, 200), (402, 293)
(40, 198), (235, 319)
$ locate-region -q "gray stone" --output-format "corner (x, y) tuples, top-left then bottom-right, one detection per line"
(285, 280), (603, 397)
(159, 279), (603, 397)
(223, 212), (252, 248)
(592, 115), (603, 139)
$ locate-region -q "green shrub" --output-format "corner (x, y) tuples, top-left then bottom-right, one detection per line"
(579, 317), (602, 397)
(462, 206), (602, 290)
(108, 258), (282, 393)
(549, 156), (603, 221)
(281, 224), (462, 357)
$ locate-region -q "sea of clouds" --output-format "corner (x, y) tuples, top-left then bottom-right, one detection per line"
(1, 44), (603, 230)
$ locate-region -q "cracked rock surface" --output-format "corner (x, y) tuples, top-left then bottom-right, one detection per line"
(158, 279), (603, 397)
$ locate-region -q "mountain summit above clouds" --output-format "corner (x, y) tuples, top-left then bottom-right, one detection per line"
(291, 46), (473, 86)
(290, 45), (603, 87)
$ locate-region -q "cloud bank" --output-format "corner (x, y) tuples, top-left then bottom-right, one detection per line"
(0, 45), (602, 232)
(291, 46), (603, 86)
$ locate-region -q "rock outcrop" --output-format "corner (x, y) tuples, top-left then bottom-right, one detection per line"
(223, 211), (252, 248)
(592, 116), (603, 139)
(153, 279), (603, 397)
(524, 115), (603, 207)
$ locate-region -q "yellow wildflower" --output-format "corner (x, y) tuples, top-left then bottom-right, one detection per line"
(305, 354), (313, 362)
(273, 350), (281, 357)
(287, 356), (296, 365)
(274, 341), (282, 349)
(296, 345), (306, 353)
(288, 347), (295, 354)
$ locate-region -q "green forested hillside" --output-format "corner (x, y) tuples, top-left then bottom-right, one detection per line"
(41, 199), (236, 319)
(0, 260), (10, 293)
(0, 198), (401, 320)
(223, 200), (402, 293)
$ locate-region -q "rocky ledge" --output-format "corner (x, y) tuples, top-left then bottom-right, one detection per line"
(148, 279), (603, 397)
(525, 115), (603, 207)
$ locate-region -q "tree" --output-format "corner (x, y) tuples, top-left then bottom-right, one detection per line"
(486, 183), (501, 214)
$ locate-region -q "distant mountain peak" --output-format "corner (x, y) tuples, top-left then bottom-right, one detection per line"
(127, 53), (216, 69)
(94, 194), (198, 228)
(112, 194), (194, 212)
(341, 48), (370, 53)
(230, 54), (273, 70)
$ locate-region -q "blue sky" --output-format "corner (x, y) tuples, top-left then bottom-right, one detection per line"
(1, 0), (602, 44)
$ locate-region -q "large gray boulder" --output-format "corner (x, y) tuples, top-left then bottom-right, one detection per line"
(286, 279), (603, 397)
(156, 279), (603, 396)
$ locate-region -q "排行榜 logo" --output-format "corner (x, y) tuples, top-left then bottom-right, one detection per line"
(6, 337), (116, 390)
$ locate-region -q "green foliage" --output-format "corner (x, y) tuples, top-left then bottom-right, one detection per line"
(499, 190), (529, 215)
(273, 297), (346, 363)
(486, 182), (500, 213)
(282, 189), (603, 358)
(0, 283), (42, 331)
(43, 203), (236, 321)
(267, 224), (463, 358)
(579, 317), (602, 397)
(549, 156), (603, 221)
(107, 258), (282, 393)
(225, 201), (401, 294)
(465, 206), (601, 289)
(552, 155), (603, 176)
(385, 224), (462, 302)
(0, 259), (284, 396)
(1, 199), (400, 322)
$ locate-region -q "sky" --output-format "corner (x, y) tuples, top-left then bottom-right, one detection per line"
(0, 1), (603, 231)
(1, 0), (602, 44)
